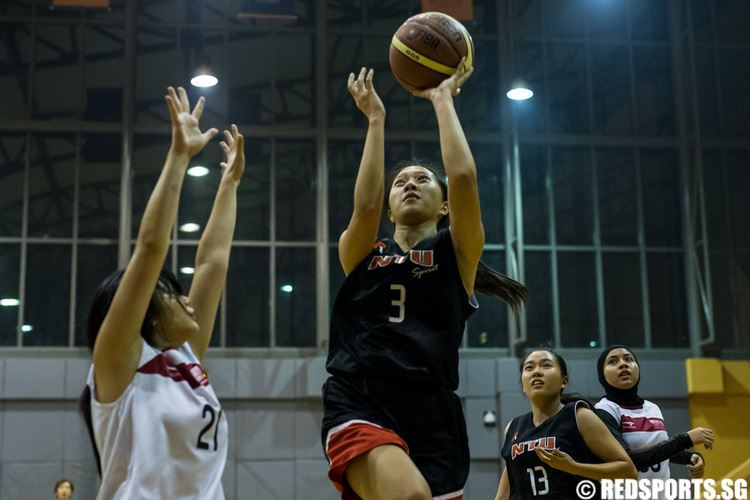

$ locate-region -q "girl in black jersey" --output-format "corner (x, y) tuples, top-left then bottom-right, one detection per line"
(322, 63), (526, 500)
(495, 349), (637, 500)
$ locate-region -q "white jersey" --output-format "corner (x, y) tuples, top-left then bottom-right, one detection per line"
(88, 339), (228, 499)
(595, 397), (670, 481)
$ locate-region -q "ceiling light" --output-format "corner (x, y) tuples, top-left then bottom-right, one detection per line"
(191, 64), (218, 88)
(179, 223), (201, 233)
(280, 285), (293, 293)
(507, 79), (533, 100)
(188, 166), (210, 177)
(180, 267), (195, 275)
(1, 298), (19, 306)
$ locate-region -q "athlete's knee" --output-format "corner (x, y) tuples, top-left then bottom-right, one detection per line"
(395, 478), (432, 500)
(347, 444), (432, 500)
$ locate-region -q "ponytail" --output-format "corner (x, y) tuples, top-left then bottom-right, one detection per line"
(79, 386), (102, 477)
(474, 260), (528, 311)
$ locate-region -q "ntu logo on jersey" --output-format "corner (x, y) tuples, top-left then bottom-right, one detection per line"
(367, 250), (434, 270)
(511, 437), (556, 459)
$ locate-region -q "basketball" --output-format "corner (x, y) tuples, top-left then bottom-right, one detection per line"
(389, 12), (475, 93)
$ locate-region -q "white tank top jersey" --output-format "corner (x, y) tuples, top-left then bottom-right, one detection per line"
(87, 339), (228, 499)
(595, 397), (670, 481)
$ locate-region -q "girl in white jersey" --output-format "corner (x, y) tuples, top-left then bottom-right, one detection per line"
(594, 345), (714, 487)
(79, 86), (244, 499)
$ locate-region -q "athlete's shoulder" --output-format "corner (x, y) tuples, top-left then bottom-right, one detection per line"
(574, 403), (598, 422)
(594, 397), (621, 417)
(641, 399), (663, 415)
(508, 411), (533, 431)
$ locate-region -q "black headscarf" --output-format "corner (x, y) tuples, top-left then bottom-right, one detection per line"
(597, 344), (645, 407)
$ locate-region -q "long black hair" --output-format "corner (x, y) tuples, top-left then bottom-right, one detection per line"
(78, 268), (183, 476)
(385, 159), (528, 311)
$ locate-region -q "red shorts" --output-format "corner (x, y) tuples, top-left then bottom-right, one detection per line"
(324, 419), (463, 500)
(325, 420), (409, 499)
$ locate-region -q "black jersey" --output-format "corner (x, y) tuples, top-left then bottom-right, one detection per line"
(326, 228), (477, 390)
(501, 401), (601, 500)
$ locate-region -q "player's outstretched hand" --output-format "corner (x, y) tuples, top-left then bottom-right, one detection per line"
(219, 124), (245, 183)
(165, 86), (218, 157)
(413, 57), (474, 100)
(347, 67), (386, 121)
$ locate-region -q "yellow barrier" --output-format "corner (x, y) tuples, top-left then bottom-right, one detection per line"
(722, 455), (750, 482)
(687, 359), (750, 482)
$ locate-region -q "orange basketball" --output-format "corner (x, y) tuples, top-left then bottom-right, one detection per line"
(389, 12), (475, 93)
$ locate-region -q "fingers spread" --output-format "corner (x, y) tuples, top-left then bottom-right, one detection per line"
(203, 128), (219, 142)
(192, 95), (206, 119)
(177, 86), (189, 110)
(165, 86), (183, 120)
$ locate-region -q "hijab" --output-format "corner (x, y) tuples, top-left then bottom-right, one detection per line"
(597, 344), (644, 407)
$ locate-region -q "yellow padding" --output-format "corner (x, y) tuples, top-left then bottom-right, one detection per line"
(724, 360), (750, 394)
(686, 358), (724, 394)
(722, 455), (750, 482)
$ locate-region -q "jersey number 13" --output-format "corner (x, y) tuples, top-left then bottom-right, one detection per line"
(527, 466), (550, 496)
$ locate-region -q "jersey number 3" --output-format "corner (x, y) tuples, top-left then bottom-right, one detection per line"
(389, 284), (406, 323)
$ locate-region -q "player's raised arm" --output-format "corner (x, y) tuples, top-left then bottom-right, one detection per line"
(92, 87), (217, 403)
(338, 67), (386, 275)
(188, 124), (245, 360)
(414, 59), (483, 295)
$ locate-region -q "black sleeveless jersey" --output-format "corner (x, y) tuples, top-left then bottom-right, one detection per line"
(326, 228), (477, 390)
(501, 401), (602, 500)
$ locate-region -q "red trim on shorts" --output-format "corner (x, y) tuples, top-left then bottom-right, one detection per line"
(325, 421), (409, 499)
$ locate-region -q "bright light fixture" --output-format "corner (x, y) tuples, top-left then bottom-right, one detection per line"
(191, 64), (218, 88)
(507, 79), (534, 100)
(0, 298), (19, 306)
(180, 267), (195, 275)
(179, 223), (201, 233)
(21, 325), (33, 332)
(188, 166), (210, 177)
(280, 285), (293, 293)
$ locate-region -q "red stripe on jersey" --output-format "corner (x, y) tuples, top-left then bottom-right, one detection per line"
(137, 354), (209, 389)
(326, 421), (409, 499)
(620, 415), (666, 433)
